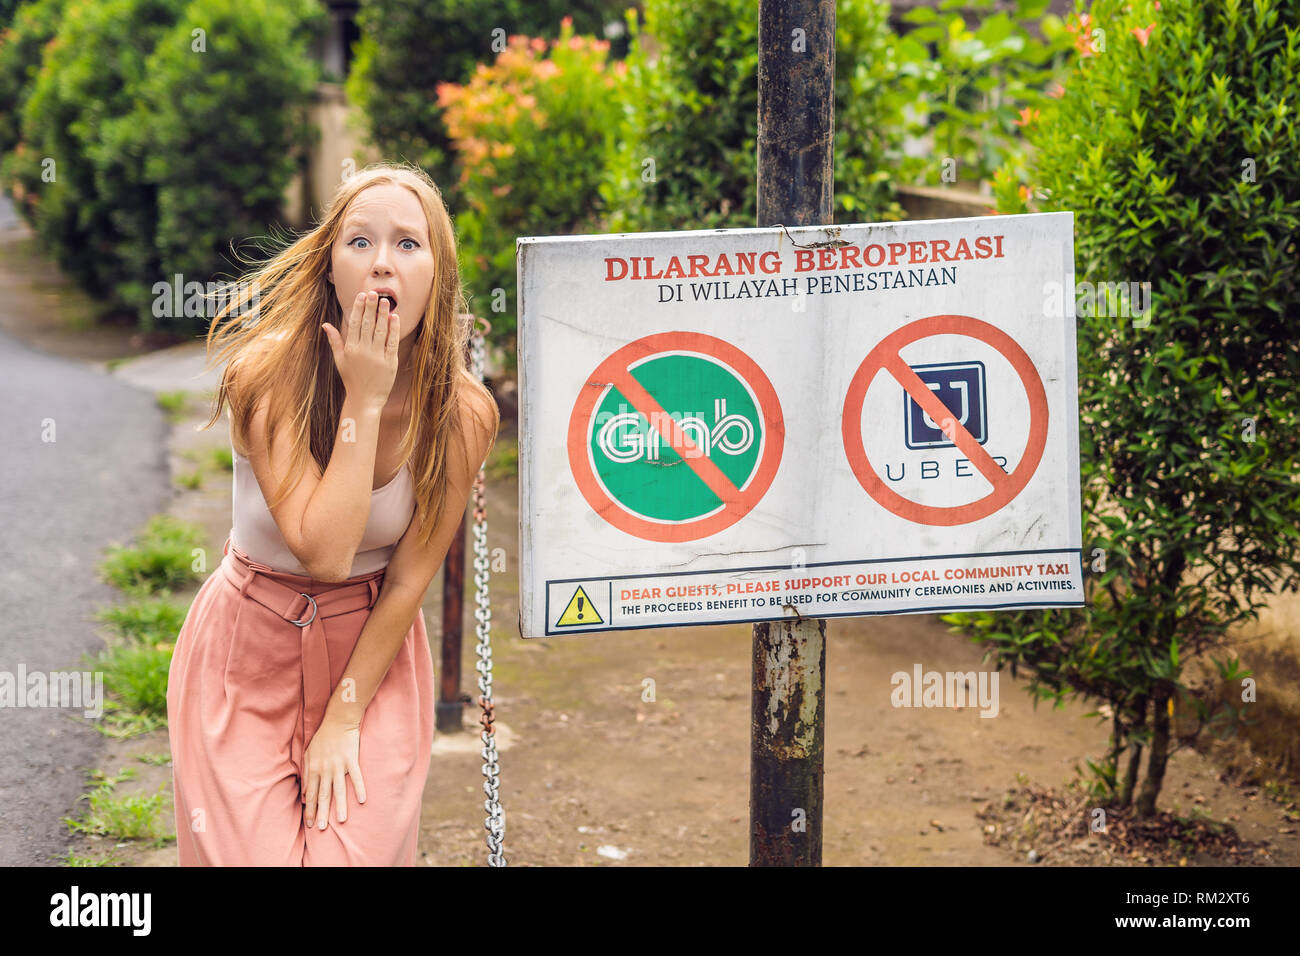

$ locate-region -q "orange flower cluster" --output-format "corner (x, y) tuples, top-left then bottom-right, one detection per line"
(435, 21), (620, 191)
(1068, 4), (1159, 58)
(1014, 106), (1041, 127)
(1065, 12), (1096, 58)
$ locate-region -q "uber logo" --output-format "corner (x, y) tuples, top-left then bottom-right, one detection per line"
(904, 361), (988, 450)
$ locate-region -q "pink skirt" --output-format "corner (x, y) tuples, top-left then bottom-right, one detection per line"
(166, 536), (435, 866)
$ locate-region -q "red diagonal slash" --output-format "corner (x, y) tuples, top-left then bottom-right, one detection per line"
(605, 366), (743, 507)
(883, 353), (1009, 491)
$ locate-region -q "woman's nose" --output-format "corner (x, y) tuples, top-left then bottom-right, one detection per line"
(371, 242), (399, 270)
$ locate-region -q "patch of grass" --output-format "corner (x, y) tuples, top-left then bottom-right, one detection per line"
(94, 705), (167, 739)
(90, 556), (188, 736)
(486, 436), (518, 481)
(99, 514), (206, 597)
(172, 446), (230, 487)
(155, 390), (191, 422)
(133, 751), (172, 766)
(60, 849), (121, 867)
(208, 446), (233, 471)
(95, 596), (187, 645)
(1264, 779), (1294, 803)
(82, 641), (171, 721)
(1262, 779), (1300, 821)
(1171, 804), (1228, 837)
(63, 768), (171, 845)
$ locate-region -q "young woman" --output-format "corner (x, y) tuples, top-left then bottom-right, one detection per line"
(167, 163), (498, 866)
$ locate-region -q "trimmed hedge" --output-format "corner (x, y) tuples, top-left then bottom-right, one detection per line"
(600, 0), (908, 234)
(0, 0), (69, 160)
(3, 0), (324, 333)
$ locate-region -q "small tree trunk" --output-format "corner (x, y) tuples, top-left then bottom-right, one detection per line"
(1120, 743), (1143, 807)
(1118, 695), (1147, 808)
(1105, 704), (1125, 799)
(1136, 687), (1171, 818)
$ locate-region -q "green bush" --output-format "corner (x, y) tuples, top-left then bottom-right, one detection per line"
(599, 0), (921, 235)
(3, 0), (183, 308)
(3, 0), (324, 333)
(0, 0), (69, 161)
(0, 0), (22, 28)
(132, 0), (325, 329)
(345, 0), (625, 209)
(952, 0), (1300, 816)
(438, 18), (626, 351)
(894, 0), (1072, 187)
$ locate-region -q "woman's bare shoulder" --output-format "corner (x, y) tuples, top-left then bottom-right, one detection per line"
(451, 379), (498, 476)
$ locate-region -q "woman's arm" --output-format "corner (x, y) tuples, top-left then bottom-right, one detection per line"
(324, 388), (497, 721)
(302, 390), (495, 829)
(237, 294), (400, 581)
(242, 385), (387, 583)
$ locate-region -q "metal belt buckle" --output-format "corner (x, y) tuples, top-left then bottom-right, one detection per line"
(290, 593), (318, 627)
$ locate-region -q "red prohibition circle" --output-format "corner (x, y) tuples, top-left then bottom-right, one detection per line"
(567, 332), (785, 543)
(841, 314), (1049, 526)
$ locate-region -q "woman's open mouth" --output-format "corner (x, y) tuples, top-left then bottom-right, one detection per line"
(378, 294), (397, 311)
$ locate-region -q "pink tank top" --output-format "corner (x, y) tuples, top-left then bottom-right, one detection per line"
(229, 444), (416, 578)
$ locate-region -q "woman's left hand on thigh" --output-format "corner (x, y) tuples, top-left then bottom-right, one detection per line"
(303, 711), (367, 829)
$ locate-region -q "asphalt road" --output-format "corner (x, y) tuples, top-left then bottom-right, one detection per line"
(0, 315), (171, 865)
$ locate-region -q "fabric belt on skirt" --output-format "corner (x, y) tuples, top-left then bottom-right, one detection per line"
(220, 536), (384, 748)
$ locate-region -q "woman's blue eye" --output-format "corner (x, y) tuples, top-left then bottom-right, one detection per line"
(348, 237), (419, 250)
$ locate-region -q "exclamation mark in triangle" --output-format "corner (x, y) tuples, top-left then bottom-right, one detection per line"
(555, 585), (604, 627)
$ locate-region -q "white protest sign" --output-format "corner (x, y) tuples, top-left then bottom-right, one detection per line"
(517, 212), (1082, 638)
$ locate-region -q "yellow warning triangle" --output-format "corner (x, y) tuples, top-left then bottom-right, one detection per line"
(555, 585), (603, 627)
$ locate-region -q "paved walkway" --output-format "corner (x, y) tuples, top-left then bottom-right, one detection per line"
(0, 196), (181, 864)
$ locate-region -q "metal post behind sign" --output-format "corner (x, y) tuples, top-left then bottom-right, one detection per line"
(437, 512), (467, 733)
(437, 318), (485, 734)
(751, 0), (835, 867)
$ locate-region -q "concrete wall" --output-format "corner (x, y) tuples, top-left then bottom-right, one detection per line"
(282, 82), (383, 230)
(895, 184), (996, 221)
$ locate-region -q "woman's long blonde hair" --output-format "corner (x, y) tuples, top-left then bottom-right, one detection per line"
(201, 162), (499, 550)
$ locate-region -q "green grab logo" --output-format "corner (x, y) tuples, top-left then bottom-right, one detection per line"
(589, 353), (763, 523)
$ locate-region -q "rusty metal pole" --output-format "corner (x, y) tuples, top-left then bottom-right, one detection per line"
(437, 512), (468, 733)
(436, 319), (481, 734)
(751, 0), (834, 867)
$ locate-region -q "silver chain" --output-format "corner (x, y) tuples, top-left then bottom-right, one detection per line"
(470, 321), (506, 867)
